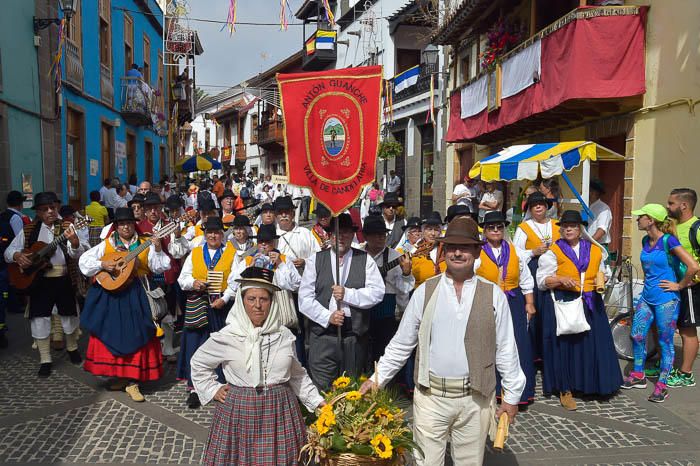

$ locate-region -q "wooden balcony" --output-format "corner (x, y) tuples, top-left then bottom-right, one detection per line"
(255, 121), (285, 150)
(235, 142), (247, 161)
(100, 64), (114, 106)
(302, 28), (337, 71)
(393, 63), (438, 104)
(65, 40), (83, 90)
(120, 77), (154, 127)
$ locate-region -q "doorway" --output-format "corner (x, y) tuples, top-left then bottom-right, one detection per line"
(126, 132), (136, 181)
(67, 108), (85, 209)
(144, 140), (153, 183)
(101, 123), (113, 181)
(419, 125), (434, 218)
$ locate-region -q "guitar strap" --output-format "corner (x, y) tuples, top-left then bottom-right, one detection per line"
(380, 247), (390, 279)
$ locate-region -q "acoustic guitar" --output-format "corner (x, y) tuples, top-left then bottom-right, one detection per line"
(95, 221), (179, 292)
(9, 217), (93, 291)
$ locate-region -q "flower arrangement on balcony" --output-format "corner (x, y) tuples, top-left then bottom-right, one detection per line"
(479, 19), (523, 71)
(377, 137), (403, 161)
(301, 374), (421, 465)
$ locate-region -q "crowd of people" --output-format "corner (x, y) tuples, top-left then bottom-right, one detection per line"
(1, 171), (699, 465)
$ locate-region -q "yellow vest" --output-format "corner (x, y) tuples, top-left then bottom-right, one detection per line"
(244, 253), (287, 270)
(476, 243), (520, 291)
(518, 220), (560, 249)
(411, 255), (447, 288)
(103, 236), (150, 277)
(191, 246), (236, 293)
(550, 242), (602, 293)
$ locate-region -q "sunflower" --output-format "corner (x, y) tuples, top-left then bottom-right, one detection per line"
(370, 433), (393, 459)
(345, 391), (362, 401)
(359, 374), (368, 383)
(374, 407), (394, 422)
(315, 410), (336, 436)
(332, 376), (351, 389)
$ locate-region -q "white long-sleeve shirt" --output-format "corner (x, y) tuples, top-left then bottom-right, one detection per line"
(478, 245), (534, 294)
(360, 245), (415, 310)
(298, 248), (385, 328)
(78, 236), (171, 277)
(586, 199), (612, 244)
(191, 327), (324, 409)
(371, 274), (526, 405)
(536, 242), (606, 290)
(4, 223), (88, 266)
(276, 225), (320, 261)
(512, 219), (555, 262)
(177, 245), (237, 303)
(228, 255), (302, 293)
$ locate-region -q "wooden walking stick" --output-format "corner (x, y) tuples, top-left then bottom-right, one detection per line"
(334, 215), (344, 377)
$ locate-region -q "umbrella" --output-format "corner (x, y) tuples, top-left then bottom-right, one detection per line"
(176, 154), (222, 172)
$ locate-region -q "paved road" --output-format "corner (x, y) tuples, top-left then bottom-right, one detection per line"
(1, 311), (699, 466)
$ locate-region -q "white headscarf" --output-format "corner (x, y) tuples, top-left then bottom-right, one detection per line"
(221, 285), (281, 386)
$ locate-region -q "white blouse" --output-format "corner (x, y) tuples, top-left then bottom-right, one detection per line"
(190, 327), (324, 410)
(78, 236), (172, 277)
(536, 242), (606, 291)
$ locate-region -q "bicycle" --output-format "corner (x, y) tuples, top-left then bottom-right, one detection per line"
(605, 253), (658, 361)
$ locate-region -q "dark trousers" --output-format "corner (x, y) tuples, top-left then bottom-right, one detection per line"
(0, 268), (19, 332)
(308, 329), (368, 391)
(369, 316), (398, 368)
(29, 275), (76, 318)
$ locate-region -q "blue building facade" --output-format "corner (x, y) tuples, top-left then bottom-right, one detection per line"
(61, 0), (167, 208)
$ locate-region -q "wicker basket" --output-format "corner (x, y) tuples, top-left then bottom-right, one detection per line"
(325, 453), (396, 466)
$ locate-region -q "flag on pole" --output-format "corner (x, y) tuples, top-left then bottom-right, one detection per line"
(278, 66), (383, 215)
(393, 65), (420, 93)
(315, 30), (336, 50)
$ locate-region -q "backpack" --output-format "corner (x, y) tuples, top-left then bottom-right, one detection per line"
(0, 210), (19, 269)
(689, 220), (700, 259)
(661, 234), (685, 281)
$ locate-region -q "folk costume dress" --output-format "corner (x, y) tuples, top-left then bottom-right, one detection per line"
(176, 244), (236, 389)
(409, 245), (447, 288)
(476, 241), (536, 404)
(79, 232), (171, 381)
(513, 218), (560, 361)
(536, 239), (622, 396)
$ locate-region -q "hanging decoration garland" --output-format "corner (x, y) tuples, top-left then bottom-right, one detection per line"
(224, 0), (237, 34)
(322, 0), (335, 27)
(49, 19), (66, 94)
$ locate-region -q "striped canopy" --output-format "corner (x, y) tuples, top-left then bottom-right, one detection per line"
(176, 154), (222, 173)
(468, 141), (624, 182)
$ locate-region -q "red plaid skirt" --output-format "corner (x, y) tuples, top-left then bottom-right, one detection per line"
(204, 384), (307, 466)
(83, 336), (163, 381)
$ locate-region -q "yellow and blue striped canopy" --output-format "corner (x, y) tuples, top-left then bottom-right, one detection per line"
(469, 141), (624, 182)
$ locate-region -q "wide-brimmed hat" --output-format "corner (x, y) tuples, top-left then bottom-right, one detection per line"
(632, 204), (667, 223)
(201, 216), (225, 232)
(259, 202), (275, 213)
(313, 203), (331, 218)
(480, 211), (510, 227)
(256, 224), (280, 242)
(165, 195), (183, 211)
(143, 192), (163, 207)
(235, 266), (281, 293)
(402, 216), (422, 231)
(59, 205), (76, 218)
(198, 197), (216, 213)
(31, 192), (59, 210)
(219, 189), (236, 201)
(590, 178), (606, 195)
(436, 216), (483, 245)
(378, 192), (402, 208)
(362, 215), (390, 235)
(446, 204), (472, 222)
(422, 211), (443, 226)
(273, 196), (295, 211)
(525, 192), (552, 210)
(6, 190), (26, 206)
(128, 193), (146, 208)
(322, 213), (359, 233)
(232, 215), (252, 227)
(113, 207), (137, 223)
(556, 210), (588, 226)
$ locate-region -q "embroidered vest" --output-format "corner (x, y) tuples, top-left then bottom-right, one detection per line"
(103, 236), (151, 277)
(476, 243), (520, 291)
(191, 246), (236, 293)
(518, 220), (560, 249)
(550, 242), (602, 292)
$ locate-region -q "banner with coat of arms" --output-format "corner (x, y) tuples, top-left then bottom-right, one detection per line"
(277, 66), (382, 216)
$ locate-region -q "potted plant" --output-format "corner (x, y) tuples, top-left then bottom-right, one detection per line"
(377, 137), (403, 161)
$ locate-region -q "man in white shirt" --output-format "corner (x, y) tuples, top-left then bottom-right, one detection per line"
(379, 192), (406, 248)
(361, 216), (525, 466)
(452, 175), (478, 215)
(99, 178), (111, 203)
(299, 213), (385, 389)
(274, 196), (320, 272)
(586, 179), (612, 247)
(478, 181), (504, 222)
(387, 170), (401, 194)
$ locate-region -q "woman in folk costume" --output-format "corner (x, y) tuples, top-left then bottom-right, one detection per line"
(409, 212), (447, 287)
(536, 210), (622, 411)
(476, 211), (536, 404)
(191, 266), (324, 466)
(177, 216), (236, 409)
(183, 197), (218, 249)
(310, 203), (332, 250)
(225, 214), (257, 264)
(513, 191), (560, 362)
(79, 207), (171, 402)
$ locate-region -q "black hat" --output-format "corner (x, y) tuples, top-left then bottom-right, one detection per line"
(260, 202), (274, 212)
(313, 203), (331, 218)
(525, 192), (552, 210)
(362, 215), (390, 235)
(6, 190), (25, 206)
(273, 196), (295, 212)
(235, 266), (281, 292)
(556, 210), (588, 226)
(32, 192), (59, 210)
(219, 189), (236, 201)
(446, 205), (472, 222)
(322, 213), (358, 233)
(113, 207), (137, 223)
(59, 205), (76, 218)
(198, 197), (216, 212)
(128, 193), (146, 208)
(402, 216), (422, 231)
(143, 192), (163, 207)
(232, 215), (252, 227)
(256, 224), (280, 242)
(590, 178), (606, 195)
(378, 192), (402, 208)
(480, 211), (510, 227)
(165, 195), (183, 211)
(422, 211), (443, 226)
(201, 216), (224, 232)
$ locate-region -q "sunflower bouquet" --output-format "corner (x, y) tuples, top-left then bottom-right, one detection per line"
(301, 375), (421, 466)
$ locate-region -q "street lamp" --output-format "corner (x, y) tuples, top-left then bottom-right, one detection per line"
(34, 0), (78, 34)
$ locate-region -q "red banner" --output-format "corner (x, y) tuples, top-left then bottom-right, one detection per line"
(278, 66), (382, 216)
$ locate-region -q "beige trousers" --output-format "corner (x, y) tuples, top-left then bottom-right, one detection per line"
(413, 388), (494, 466)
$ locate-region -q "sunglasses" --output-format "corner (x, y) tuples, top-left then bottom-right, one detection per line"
(485, 224), (506, 231)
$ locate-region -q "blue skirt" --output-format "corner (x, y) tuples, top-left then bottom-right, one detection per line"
(497, 288), (535, 404)
(176, 303), (228, 388)
(541, 290), (622, 396)
(80, 281), (156, 357)
(527, 258), (545, 362)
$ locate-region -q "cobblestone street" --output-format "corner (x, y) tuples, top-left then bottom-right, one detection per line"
(1, 311), (699, 466)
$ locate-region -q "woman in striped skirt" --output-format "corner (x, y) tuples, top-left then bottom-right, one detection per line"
(191, 266), (324, 466)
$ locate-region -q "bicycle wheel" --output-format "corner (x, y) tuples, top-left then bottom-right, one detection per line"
(610, 313), (658, 361)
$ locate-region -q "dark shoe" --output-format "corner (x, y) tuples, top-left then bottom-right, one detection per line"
(68, 350), (82, 365)
(187, 391), (201, 409)
(621, 374), (647, 390)
(0, 332), (8, 349)
(38, 363), (52, 377)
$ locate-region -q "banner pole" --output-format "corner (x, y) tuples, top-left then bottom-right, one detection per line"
(334, 215), (344, 377)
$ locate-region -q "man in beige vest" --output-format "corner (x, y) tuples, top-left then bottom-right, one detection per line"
(361, 216), (525, 465)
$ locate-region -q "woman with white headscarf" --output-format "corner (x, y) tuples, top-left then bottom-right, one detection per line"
(190, 266), (324, 466)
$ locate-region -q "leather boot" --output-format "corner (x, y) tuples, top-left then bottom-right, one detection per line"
(560, 391), (577, 411)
